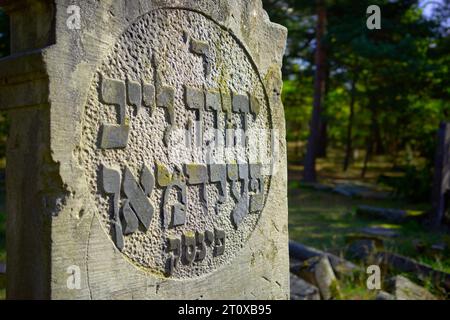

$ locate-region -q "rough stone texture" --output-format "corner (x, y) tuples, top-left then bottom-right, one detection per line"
(290, 274), (320, 300)
(375, 290), (395, 300)
(375, 251), (450, 291)
(0, 0), (289, 299)
(289, 240), (361, 278)
(385, 275), (437, 300)
(346, 239), (378, 262)
(296, 256), (341, 300)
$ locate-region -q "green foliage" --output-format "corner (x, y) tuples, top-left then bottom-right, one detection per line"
(283, 80), (313, 142)
(264, 0), (449, 190)
(378, 165), (433, 202)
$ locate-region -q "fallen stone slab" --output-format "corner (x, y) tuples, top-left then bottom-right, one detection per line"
(289, 241), (362, 278)
(430, 242), (447, 255)
(345, 233), (384, 248)
(375, 252), (450, 291)
(290, 257), (303, 273)
(290, 273), (321, 300)
(333, 184), (390, 200)
(296, 256), (341, 300)
(385, 275), (437, 300)
(375, 290), (396, 300)
(356, 205), (409, 223)
(346, 239), (378, 262)
(300, 182), (334, 193)
(359, 227), (400, 238)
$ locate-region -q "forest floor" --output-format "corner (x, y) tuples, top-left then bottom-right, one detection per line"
(288, 148), (450, 299)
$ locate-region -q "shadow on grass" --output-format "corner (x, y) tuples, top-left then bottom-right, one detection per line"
(288, 187), (450, 274)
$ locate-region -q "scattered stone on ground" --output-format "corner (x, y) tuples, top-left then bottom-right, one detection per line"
(290, 273), (321, 300)
(289, 240), (362, 278)
(290, 258), (303, 273)
(412, 241), (447, 258)
(356, 205), (409, 223)
(0, 263), (5, 274)
(412, 239), (426, 253)
(296, 255), (341, 300)
(345, 233), (384, 247)
(375, 251), (450, 291)
(332, 183), (390, 200)
(385, 275), (437, 300)
(375, 290), (396, 300)
(346, 239), (378, 262)
(300, 182), (334, 193)
(430, 242), (447, 255)
(299, 182), (390, 200)
(359, 227), (399, 238)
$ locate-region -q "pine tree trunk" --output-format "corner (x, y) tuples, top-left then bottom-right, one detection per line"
(361, 103), (377, 178)
(304, 0), (327, 182)
(343, 73), (358, 172)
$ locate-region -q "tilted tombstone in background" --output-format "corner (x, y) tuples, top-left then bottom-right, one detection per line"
(431, 122), (450, 227)
(0, 0), (289, 299)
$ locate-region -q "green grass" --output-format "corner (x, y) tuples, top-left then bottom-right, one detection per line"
(288, 186), (450, 299)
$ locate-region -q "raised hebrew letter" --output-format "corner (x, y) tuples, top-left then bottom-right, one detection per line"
(209, 164), (227, 204)
(230, 164), (250, 227)
(102, 165), (124, 250)
(183, 234), (197, 265)
(205, 230), (214, 245)
(166, 237), (181, 276)
(171, 203), (185, 227)
(121, 200), (139, 235)
(233, 94), (250, 114)
(154, 56), (176, 146)
(190, 38), (211, 76)
(185, 164), (208, 212)
(249, 163), (264, 212)
(99, 75), (130, 149)
(227, 164), (240, 200)
(123, 167), (154, 230)
(185, 86), (205, 146)
(233, 93), (250, 147)
(140, 165), (155, 197)
(156, 85), (175, 124)
(195, 231), (207, 262)
(214, 229), (225, 257)
(126, 79), (142, 115)
(221, 90), (235, 147)
(206, 90), (222, 154)
(156, 163), (172, 187)
(250, 95), (261, 118)
(163, 180), (187, 229)
(142, 81), (156, 115)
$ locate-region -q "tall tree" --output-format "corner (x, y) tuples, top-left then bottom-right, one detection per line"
(303, 0), (327, 182)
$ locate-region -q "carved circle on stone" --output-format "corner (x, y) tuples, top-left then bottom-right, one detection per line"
(79, 8), (274, 279)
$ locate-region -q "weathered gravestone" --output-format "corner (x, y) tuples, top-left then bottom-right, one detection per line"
(431, 122), (450, 227)
(0, 0), (288, 299)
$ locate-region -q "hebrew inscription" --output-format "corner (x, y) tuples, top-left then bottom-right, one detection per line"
(79, 9), (275, 278)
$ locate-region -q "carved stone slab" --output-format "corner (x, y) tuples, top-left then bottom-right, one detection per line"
(1, 0), (289, 300)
